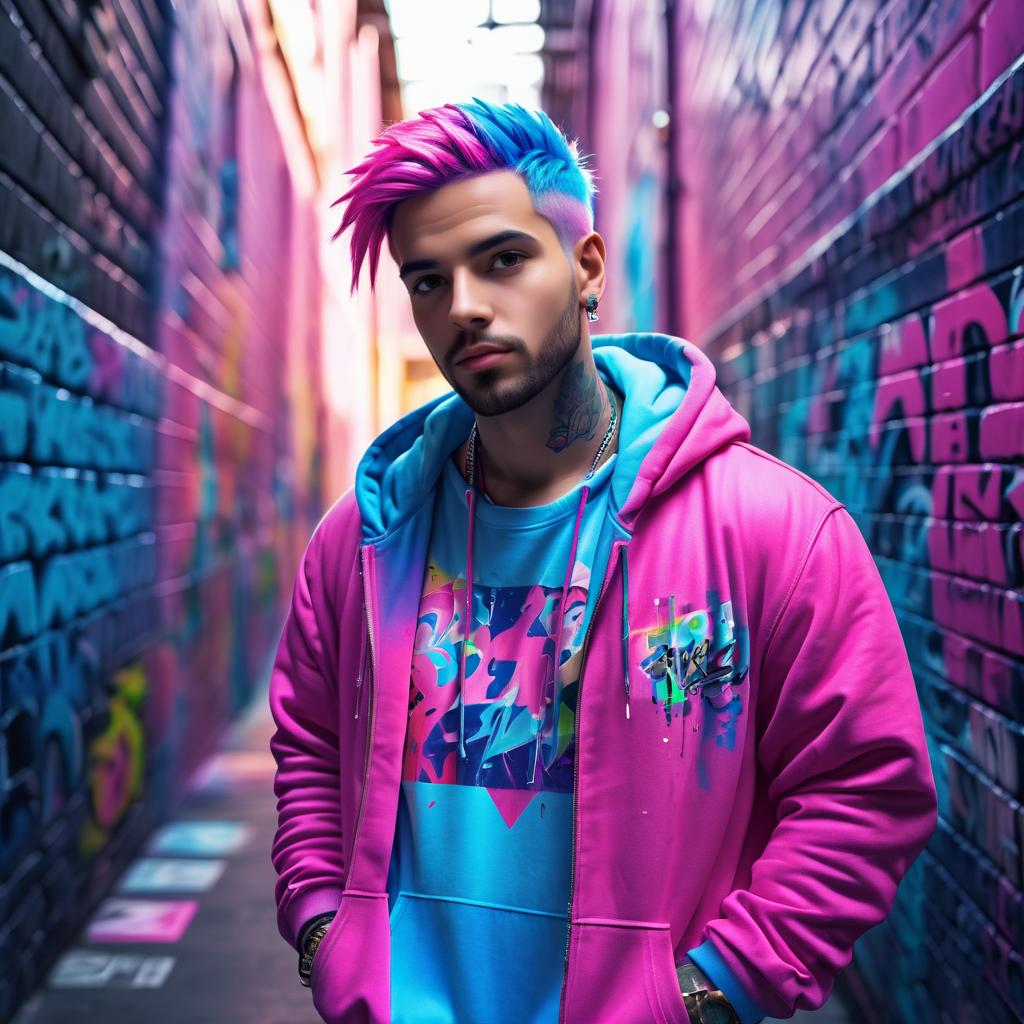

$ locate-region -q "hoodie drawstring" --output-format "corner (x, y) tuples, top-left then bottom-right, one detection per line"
(620, 544), (631, 720)
(460, 486), (477, 761)
(528, 483), (590, 785)
(354, 606), (368, 720)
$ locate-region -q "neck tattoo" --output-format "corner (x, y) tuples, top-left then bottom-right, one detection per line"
(465, 379), (619, 503)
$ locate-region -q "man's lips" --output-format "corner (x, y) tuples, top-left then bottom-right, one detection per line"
(456, 346), (513, 370)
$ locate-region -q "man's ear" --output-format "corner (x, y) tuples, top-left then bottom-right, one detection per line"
(573, 231), (606, 306)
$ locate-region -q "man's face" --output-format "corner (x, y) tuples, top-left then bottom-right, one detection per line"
(388, 170), (583, 416)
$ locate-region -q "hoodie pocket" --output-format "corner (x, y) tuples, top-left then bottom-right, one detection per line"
(389, 891), (567, 1024)
(644, 927), (691, 1024)
(564, 919), (689, 1024)
(311, 889), (390, 1024)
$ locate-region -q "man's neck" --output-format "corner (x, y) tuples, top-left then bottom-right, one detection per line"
(458, 349), (618, 508)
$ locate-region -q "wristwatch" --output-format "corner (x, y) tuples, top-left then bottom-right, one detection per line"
(677, 962), (741, 1024)
(297, 911), (337, 988)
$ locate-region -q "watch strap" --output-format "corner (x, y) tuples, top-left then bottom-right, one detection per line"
(677, 961), (740, 1024)
(682, 988), (741, 1024)
(297, 910), (337, 988)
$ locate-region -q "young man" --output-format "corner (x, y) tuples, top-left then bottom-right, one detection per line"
(269, 99), (937, 1024)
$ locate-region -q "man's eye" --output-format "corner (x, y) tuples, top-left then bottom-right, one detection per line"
(412, 275), (444, 295)
(493, 252), (524, 270)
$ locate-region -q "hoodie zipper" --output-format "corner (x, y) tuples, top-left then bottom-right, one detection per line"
(558, 539), (627, 1024)
(348, 545), (379, 884)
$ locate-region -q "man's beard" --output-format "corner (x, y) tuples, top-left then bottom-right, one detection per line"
(444, 284), (582, 417)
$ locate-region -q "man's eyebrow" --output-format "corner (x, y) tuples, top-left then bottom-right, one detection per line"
(398, 230), (539, 280)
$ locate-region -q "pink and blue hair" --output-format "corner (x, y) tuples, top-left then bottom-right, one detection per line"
(332, 97), (596, 292)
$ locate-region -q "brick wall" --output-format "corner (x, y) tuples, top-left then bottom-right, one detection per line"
(668, 2), (1024, 1021)
(0, 1), (330, 1018)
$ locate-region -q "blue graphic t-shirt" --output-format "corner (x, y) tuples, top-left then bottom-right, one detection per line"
(387, 449), (616, 1024)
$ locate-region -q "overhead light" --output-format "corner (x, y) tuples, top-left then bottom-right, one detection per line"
(396, 35), (489, 81)
(387, 0), (545, 112)
(491, 24), (545, 53)
(494, 53), (544, 85)
(403, 81), (509, 114)
(492, 0), (541, 23)
(386, 0), (488, 38)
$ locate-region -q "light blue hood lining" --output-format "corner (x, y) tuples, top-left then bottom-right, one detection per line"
(355, 333), (694, 542)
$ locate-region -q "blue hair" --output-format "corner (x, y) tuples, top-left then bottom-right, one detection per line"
(453, 97), (596, 219)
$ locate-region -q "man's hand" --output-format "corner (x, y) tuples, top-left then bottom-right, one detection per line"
(677, 962), (740, 1024)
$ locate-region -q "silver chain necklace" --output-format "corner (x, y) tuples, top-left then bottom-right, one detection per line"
(465, 379), (619, 500)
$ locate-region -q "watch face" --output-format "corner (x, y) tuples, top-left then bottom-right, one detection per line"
(698, 993), (740, 1024)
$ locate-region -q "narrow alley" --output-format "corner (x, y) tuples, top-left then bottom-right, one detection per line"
(1, 1), (1021, 1023)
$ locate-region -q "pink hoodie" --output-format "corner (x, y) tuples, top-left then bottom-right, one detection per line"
(270, 334), (938, 1023)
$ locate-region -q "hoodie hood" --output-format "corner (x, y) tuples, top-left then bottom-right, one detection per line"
(355, 332), (750, 541)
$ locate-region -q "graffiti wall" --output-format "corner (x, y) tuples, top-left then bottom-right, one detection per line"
(663, 2), (1024, 1021)
(0, 0), (351, 1017)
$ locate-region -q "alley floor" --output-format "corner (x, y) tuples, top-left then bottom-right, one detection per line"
(11, 681), (858, 1024)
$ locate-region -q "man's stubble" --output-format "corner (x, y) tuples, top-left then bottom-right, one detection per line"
(444, 281), (582, 418)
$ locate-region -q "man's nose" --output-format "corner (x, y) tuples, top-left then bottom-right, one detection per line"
(448, 268), (493, 331)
